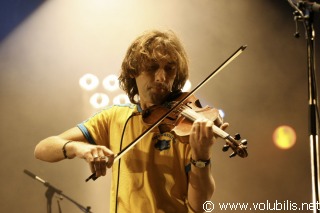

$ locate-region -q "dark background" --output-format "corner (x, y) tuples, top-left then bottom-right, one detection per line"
(1, 0), (319, 212)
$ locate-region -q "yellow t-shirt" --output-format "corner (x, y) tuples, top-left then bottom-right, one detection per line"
(78, 104), (193, 213)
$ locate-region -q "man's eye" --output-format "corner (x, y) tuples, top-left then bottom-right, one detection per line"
(165, 65), (176, 73)
(148, 64), (159, 72)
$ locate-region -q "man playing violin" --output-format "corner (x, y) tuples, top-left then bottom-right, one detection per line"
(34, 30), (228, 213)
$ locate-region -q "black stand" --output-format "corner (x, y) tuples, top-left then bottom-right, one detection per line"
(24, 170), (92, 213)
(288, 1), (320, 212)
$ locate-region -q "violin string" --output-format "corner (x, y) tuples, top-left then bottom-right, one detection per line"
(180, 105), (204, 122)
(179, 105), (230, 139)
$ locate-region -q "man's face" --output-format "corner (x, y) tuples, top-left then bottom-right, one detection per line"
(135, 59), (177, 107)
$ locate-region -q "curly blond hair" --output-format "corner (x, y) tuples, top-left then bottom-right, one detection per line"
(119, 30), (189, 104)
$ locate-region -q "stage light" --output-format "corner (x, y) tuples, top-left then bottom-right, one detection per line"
(113, 94), (130, 105)
(79, 73), (99, 91)
(103, 74), (119, 91)
(90, 93), (109, 109)
(273, 125), (297, 149)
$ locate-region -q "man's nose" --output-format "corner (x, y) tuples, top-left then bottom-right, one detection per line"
(155, 68), (166, 82)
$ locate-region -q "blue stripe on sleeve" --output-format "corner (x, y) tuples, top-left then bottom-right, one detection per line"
(77, 123), (96, 145)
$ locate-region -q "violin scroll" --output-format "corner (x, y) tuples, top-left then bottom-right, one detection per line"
(222, 133), (248, 158)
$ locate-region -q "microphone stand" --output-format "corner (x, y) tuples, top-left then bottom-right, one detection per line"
(24, 170), (93, 213)
(287, 1), (320, 212)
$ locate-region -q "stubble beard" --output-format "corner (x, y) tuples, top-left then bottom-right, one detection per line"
(149, 85), (170, 105)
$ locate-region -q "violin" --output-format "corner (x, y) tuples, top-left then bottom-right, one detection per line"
(86, 45), (248, 181)
(142, 90), (248, 158)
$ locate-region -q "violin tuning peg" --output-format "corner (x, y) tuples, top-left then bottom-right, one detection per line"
(241, 139), (248, 145)
(222, 144), (230, 152)
(229, 152), (237, 158)
(234, 133), (241, 140)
